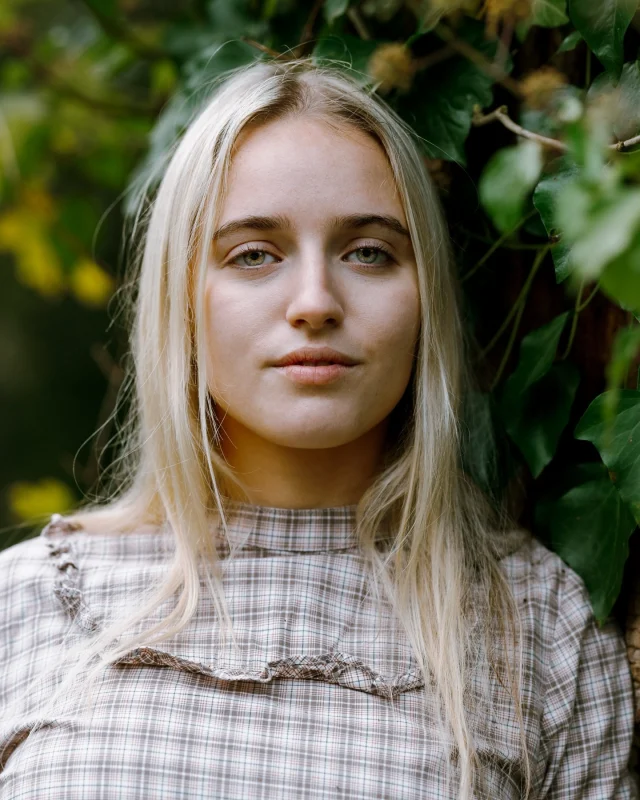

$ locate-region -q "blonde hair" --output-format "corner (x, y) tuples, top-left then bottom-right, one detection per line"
(22, 56), (532, 798)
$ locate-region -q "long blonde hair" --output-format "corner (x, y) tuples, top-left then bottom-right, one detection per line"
(23, 56), (532, 798)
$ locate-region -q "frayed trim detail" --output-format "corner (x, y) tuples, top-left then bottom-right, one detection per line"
(42, 514), (100, 633)
(113, 647), (424, 699)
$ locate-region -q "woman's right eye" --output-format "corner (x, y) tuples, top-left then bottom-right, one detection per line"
(228, 248), (279, 269)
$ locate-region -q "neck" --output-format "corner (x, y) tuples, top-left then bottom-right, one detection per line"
(217, 416), (388, 509)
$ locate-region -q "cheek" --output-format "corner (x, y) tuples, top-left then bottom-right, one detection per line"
(365, 286), (421, 367)
(203, 278), (269, 382)
(203, 279), (240, 390)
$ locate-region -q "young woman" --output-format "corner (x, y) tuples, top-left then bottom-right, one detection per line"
(0, 57), (635, 800)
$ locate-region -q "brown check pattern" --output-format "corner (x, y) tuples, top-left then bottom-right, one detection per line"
(0, 502), (637, 798)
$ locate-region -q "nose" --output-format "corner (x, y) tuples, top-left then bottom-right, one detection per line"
(284, 252), (345, 330)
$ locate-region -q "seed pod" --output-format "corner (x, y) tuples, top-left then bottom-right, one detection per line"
(368, 43), (416, 94)
(520, 66), (568, 110)
(483, 0), (532, 37)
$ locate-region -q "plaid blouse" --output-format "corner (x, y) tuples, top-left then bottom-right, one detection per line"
(0, 502), (636, 799)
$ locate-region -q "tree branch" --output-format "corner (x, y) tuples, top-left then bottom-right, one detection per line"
(472, 105), (568, 151)
(347, 8), (372, 40)
(241, 37), (287, 59)
(612, 133), (640, 152)
(295, 0), (324, 55)
(473, 105), (640, 153)
(433, 23), (522, 97)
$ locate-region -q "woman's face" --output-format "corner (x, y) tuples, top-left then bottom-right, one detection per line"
(205, 115), (420, 455)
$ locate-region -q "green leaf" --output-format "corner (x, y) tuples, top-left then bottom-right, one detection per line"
(503, 362), (580, 477)
(544, 475), (637, 621)
(531, 0), (570, 26)
(558, 186), (640, 282)
(501, 312), (570, 397)
(599, 229), (640, 313)
(557, 30), (583, 52)
(397, 20), (504, 165)
(516, 0), (569, 39)
(479, 141), (543, 233)
(497, 313), (574, 476)
(533, 160), (580, 283)
(575, 389), (640, 524)
(606, 325), (640, 389)
(324, 0), (349, 23)
(588, 60), (640, 142)
(312, 34), (380, 79)
(567, 0), (637, 76)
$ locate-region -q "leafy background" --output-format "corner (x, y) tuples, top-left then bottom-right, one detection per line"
(1, 0), (640, 740)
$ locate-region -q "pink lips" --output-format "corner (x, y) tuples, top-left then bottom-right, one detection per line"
(275, 363), (354, 385)
(271, 346), (359, 385)
(272, 347), (359, 368)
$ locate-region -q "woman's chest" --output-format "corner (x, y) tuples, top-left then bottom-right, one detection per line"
(0, 666), (538, 800)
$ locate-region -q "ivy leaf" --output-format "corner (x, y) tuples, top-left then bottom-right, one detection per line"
(501, 312), (570, 397)
(599, 229), (640, 313)
(588, 60), (640, 142)
(558, 186), (640, 282)
(324, 0), (349, 23)
(606, 325), (640, 390)
(479, 140), (543, 233)
(567, 0), (637, 76)
(530, 0), (570, 26)
(501, 362), (580, 478)
(557, 30), (583, 52)
(397, 20), (505, 165)
(516, 0), (568, 39)
(575, 389), (640, 525)
(533, 160), (579, 282)
(543, 475), (637, 622)
(497, 313), (573, 477)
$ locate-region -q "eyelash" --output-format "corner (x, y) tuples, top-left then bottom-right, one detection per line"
(227, 242), (395, 271)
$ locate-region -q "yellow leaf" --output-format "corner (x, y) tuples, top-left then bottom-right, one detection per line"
(69, 258), (115, 307)
(8, 478), (76, 521)
(0, 196), (65, 298)
(15, 235), (66, 297)
(0, 209), (28, 248)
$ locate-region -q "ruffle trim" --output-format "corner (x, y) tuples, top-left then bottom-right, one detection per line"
(41, 513), (100, 633)
(113, 648), (425, 699)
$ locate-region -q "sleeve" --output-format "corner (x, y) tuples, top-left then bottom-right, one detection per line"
(538, 564), (638, 799)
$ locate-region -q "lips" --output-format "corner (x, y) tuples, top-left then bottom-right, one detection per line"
(272, 347), (359, 367)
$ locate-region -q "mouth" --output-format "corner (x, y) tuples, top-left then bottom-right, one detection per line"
(274, 362), (356, 385)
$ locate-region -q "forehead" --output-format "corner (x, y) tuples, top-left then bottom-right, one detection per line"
(221, 115), (406, 223)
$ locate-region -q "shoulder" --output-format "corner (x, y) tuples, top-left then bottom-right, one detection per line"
(0, 532), (52, 598)
(0, 514), (169, 631)
(499, 531), (594, 631)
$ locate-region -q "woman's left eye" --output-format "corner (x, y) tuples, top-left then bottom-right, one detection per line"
(229, 248), (279, 269)
(344, 246), (394, 268)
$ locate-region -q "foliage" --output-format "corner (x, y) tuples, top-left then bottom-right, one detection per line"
(1, 0), (640, 624)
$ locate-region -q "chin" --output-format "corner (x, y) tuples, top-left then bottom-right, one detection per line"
(266, 426), (362, 450)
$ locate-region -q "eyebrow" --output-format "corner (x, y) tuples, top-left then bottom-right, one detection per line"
(211, 213), (412, 242)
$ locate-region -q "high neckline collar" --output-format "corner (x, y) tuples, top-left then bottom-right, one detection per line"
(216, 499), (360, 552)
